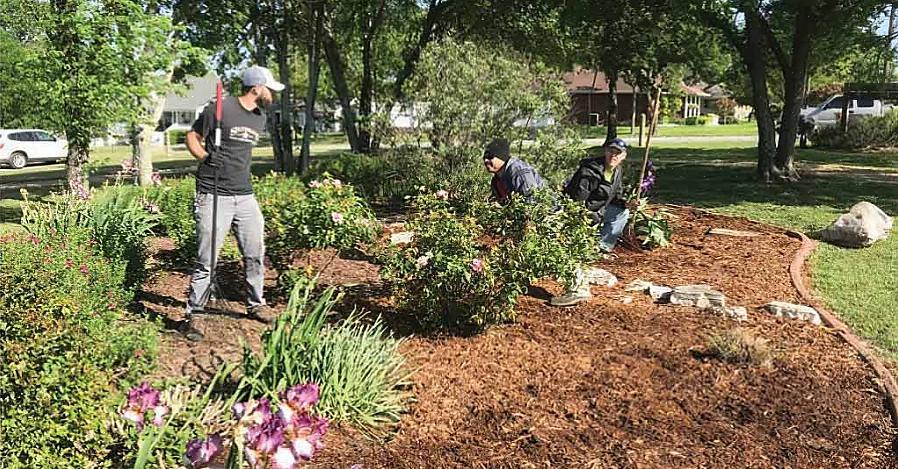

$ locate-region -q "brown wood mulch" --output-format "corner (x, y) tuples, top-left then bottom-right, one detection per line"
(139, 208), (897, 469)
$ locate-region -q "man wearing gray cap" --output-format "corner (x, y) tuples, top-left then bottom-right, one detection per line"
(179, 65), (284, 341)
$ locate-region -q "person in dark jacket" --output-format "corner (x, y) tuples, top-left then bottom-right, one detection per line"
(564, 137), (630, 252)
(483, 138), (546, 203)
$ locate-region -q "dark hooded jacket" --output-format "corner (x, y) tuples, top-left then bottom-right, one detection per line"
(490, 157), (547, 203)
(563, 156), (625, 224)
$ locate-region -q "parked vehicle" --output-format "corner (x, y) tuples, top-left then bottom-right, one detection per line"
(798, 95), (894, 147)
(0, 129), (68, 169)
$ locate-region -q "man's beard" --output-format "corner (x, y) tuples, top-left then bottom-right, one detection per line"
(257, 94), (273, 107)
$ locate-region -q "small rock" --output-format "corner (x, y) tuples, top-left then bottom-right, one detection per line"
(649, 285), (673, 302)
(625, 279), (654, 292)
(724, 306), (748, 321)
(390, 231), (415, 245)
(821, 201), (893, 248)
(764, 301), (821, 325)
(584, 267), (618, 287)
(670, 285), (726, 309)
(620, 296), (634, 304)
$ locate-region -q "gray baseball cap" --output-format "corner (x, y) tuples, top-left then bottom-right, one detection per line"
(241, 66), (285, 92)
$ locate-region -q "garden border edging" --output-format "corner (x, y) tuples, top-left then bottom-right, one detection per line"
(785, 230), (898, 427)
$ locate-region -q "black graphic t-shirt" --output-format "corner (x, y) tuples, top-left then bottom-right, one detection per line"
(192, 96), (266, 195)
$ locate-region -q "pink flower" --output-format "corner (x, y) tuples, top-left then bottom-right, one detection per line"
(151, 405), (169, 426)
(120, 159), (134, 171)
(185, 434), (223, 469)
(29, 234), (40, 245)
(470, 258), (484, 273)
(330, 179), (342, 188)
(151, 172), (163, 186)
(309, 180), (322, 189)
(416, 255), (430, 268)
(435, 190), (449, 200)
(121, 382), (162, 431)
(80, 264), (89, 276)
(331, 212), (344, 224)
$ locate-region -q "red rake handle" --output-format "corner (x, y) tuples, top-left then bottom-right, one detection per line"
(214, 80), (223, 148)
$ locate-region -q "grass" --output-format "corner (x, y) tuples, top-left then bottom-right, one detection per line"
(638, 143), (898, 359)
(580, 122), (757, 139)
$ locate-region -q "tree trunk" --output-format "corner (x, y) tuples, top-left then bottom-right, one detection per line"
(359, 28), (374, 152)
(743, 9), (777, 181)
(300, 7), (323, 176)
(774, 11), (812, 181)
(322, 31), (360, 152)
(604, 72), (618, 144)
(66, 143), (89, 196)
(888, 3), (897, 77)
(253, 25), (283, 172)
(278, 48), (296, 175)
(393, 0), (448, 101)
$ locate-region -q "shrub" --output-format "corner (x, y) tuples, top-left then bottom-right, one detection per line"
(706, 329), (773, 366)
(146, 176), (198, 263)
(473, 191), (599, 289)
(401, 37), (569, 171)
(89, 187), (160, 289)
(814, 109), (898, 149)
(631, 198), (674, 248)
(255, 173), (380, 271)
(382, 193), (527, 331)
(237, 278), (409, 436)
(309, 148), (443, 203)
(167, 129), (188, 146)
(0, 232), (156, 468)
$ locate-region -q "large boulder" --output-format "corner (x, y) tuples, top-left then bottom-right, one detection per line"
(821, 202), (893, 248)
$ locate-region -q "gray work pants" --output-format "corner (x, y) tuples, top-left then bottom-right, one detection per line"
(186, 192), (266, 315)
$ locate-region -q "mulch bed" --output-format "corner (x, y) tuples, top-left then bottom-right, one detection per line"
(139, 207), (897, 468)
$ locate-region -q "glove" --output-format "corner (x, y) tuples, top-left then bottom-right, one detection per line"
(205, 151), (225, 168)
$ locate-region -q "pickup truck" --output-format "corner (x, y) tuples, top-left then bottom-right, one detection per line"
(798, 94), (894, 147)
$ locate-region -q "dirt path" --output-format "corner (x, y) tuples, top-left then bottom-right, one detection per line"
(140, 208), (897, 469)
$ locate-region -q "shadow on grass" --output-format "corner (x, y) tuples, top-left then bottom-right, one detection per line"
(634, 147), (898, 225)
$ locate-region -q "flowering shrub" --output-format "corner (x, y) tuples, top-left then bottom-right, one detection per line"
(255, 174), (380, 272)
(0, 232), (156, 468)
(381, 193), (525, 331)
(478, 191), (599, 289)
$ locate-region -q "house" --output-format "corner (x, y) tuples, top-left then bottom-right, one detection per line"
(563, 69), (711, 125)
(701, 84), (753, 121)
(157, 72), (219, 132)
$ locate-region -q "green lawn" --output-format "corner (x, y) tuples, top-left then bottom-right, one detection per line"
(581, 122), (757, 139)
(637, 143), (898, 359)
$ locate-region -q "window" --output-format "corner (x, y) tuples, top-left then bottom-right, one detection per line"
(824, 97), (844, 110)
(8, 132), (32, 141)
(856, 97), (875, 108)
(34, 131), (56, 142)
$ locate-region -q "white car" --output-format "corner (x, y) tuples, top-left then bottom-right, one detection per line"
(0, 129), (68, 169)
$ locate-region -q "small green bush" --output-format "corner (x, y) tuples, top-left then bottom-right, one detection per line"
(814, 110), (898, 149)
(706, 329), (773, 366)
(237, 278), (409, 436)
(89, 187), (160, 289)
(0, 232), (156, 468)
(167, 130), (188, 146)
(146, 176), (198, 263)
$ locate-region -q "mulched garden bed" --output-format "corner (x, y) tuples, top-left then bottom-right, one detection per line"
(139, 207), (897, 468)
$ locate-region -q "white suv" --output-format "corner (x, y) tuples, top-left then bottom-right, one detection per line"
(0, 129), (68, 169)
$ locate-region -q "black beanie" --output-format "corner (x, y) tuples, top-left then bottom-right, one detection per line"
(484, 138), (510, 161)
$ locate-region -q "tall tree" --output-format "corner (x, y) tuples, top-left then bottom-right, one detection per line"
(15, 0), (187, 191)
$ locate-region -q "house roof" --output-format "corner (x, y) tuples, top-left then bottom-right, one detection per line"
(163, 72), (220, 112)
(563, 69), (710, 97)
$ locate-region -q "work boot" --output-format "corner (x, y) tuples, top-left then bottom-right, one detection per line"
(247, 304), (277, 324)
(178, 316), (204, 342)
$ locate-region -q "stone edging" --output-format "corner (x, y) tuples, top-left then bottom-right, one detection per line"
(785, 230), (898, 426)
